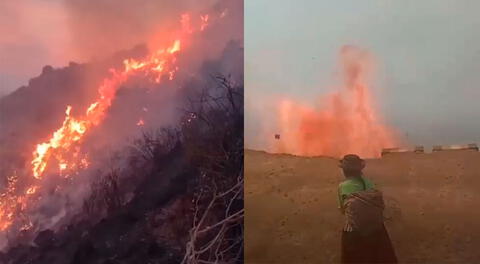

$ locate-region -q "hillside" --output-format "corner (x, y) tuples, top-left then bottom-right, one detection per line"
(0, 79), (244, 263)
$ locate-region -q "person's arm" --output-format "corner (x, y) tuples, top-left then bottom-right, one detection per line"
(337, 186), (345, 214)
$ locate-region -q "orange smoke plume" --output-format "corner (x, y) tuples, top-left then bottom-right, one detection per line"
(274, 46), (398, 158)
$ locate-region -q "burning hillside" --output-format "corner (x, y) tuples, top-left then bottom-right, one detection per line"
(0, 1), (243, 263)
(270, 46), (399, 158)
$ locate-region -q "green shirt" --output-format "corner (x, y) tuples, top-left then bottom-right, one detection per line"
(337, 176), (375, 209)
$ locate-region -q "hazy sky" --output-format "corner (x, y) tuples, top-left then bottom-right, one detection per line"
(0, 0), (70, 96)
(245, 0), (480, 149)
(0, 0), (218, 96)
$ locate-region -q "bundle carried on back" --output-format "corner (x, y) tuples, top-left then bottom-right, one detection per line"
(343, 188), (385, 235)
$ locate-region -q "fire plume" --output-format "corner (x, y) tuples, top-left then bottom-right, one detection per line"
(274, 46), (398, 158)
(0, 12), (224, 233)
(31, 37), (182, 179)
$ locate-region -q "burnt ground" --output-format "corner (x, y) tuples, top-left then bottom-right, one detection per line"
(0, 78), (244, 264)
(0, 143), (192, 264)
(245, 149), (480, 264)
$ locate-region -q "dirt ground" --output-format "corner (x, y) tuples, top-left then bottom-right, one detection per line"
(245, 149), (480, 263)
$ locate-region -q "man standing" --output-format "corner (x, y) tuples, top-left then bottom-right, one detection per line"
(338, 154), (397, 263)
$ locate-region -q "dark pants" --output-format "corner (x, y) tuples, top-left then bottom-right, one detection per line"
(341, 224), (398, 264)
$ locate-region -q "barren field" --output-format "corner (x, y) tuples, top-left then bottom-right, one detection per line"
(245, 149), (480, 263)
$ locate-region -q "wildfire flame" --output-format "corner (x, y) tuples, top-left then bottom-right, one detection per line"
(31, 38), (182, 179)
(274, 46), (398, 158)
(0, 11), (223, 233)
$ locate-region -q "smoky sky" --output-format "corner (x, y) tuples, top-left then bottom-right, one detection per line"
(246, 0), (480, 149)
(0, 0), (219, 96)
(0, 0), (69, 96)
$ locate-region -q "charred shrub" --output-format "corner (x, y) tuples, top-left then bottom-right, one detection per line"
(180, 76), (244, 264)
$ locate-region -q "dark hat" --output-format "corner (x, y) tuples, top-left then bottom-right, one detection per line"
(339, 154), (365, 171)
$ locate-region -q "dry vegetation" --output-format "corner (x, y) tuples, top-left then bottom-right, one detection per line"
(1, 76), (244, 264)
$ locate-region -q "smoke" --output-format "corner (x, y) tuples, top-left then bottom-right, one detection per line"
(0, 0), (242, 249)
(0, 0), (242, 93)
(63, 0), (222, 62)
(253, 46), (400, 158)
(0, 0), (71, 94)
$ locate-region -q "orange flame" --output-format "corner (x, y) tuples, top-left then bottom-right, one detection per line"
(274, 46), (398, 158)
(0, 173), (23, 231)
(31, 39), (183, 179)
(26, 186), (37, 195)
(1, 9), (222, 235)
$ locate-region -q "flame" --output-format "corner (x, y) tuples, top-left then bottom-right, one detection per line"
(3, 35), (183, 232)
(32, 105), (90, 178)
(26, 187), (37, 195)
(168, 40), (181, 54)
(137, 119), (145, 126)
(80, 158), (89, 168)
(273, 46), (398, 158)
(1, 9), (224, 237)
(31, 38), (183, 179)
(59, 163), (67, 171)
(0, 173), (21, 231)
